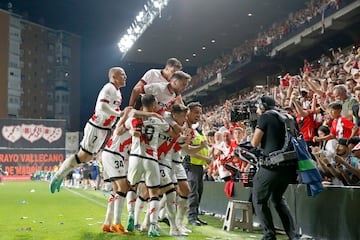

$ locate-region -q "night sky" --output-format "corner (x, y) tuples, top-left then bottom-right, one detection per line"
(0, 0), (193, 128)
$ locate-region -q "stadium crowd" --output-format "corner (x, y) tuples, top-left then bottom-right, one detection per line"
(188, 0), (346, 91)
(200, 43), (360, 187)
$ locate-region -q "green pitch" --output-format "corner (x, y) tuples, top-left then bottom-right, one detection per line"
(0, 181), (283, 240)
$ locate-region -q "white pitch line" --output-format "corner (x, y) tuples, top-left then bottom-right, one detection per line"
(64, 188), (107, 208)
(64, 188), (130, 219)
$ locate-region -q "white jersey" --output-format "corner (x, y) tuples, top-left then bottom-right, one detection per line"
(141, 69), (168, 85)
(214, 158), (231, 179)
(170, 122), (196, 162)
(144, 82), (176, 115)
(104, 128), (132, 160)
(102, 129), (131, 181)
(157, 131), (180, 168)
(89, 82), (122, 129)
(170, 135), (189, 182)
(125, 116), (170, 161)
(215, 142), (233, 179)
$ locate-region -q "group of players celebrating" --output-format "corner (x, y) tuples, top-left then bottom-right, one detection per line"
(50, 58), (209, 237)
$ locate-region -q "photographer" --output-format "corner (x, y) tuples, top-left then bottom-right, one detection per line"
(250, 95), (299, 240)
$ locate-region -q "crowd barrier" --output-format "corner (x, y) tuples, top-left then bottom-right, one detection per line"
(201, 182), (360, 240)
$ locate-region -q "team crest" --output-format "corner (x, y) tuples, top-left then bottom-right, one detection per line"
(43, 127), (63, 143)
(2, 125), (22, 143)
(21, 124), (44, 143)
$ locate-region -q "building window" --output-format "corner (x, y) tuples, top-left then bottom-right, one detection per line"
(48, 43), (54, 51)
(47, 55), (54, 63)
(47, 105), (53, 112)
(10, 62), (18, 68)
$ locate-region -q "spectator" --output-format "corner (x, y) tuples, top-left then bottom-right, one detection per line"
(311, 125), (337, 160)
(82, 163), (93, 190)
(290, 91), (316, 147)
(332, 84), (357, 120)
(313, 102), (356, 144)
(333, 139), (360, 185)
(316, 138), (348, 185)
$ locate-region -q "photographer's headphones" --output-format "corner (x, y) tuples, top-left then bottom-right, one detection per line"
(257, 95), (267, 111)
(257, 95), (275, 111)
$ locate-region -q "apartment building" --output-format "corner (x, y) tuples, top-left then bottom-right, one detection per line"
(0, 9), (80, 131)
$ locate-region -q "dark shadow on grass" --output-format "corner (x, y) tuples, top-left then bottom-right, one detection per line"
(79, 231), (147, 240)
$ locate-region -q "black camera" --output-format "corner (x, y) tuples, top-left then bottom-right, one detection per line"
(230, 100), (258, 128)
(230, 106), (250, 122)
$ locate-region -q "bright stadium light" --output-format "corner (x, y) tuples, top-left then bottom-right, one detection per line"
(118, 0), (170, 56)
(136, 11), (144, 22)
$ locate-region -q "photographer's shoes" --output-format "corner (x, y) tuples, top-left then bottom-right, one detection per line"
(188, 219), (201, 226)
(197, 217), (208, 225)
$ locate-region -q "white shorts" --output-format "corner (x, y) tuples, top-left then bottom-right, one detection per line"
(127, 155), (160, 188)
(171, 161), (187, 182)
(80, 122), (110, 154)
(102, 150), (128, 182)
(159, 163), (174, 187)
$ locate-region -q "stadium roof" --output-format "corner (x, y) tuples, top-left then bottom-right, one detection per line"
(123, 0), (305, 67)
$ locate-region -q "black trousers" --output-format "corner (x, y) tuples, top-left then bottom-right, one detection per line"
(186, 163), (204, 221)
(252, 165), (297, 240)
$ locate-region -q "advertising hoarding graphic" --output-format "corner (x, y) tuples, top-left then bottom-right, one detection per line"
(65, 132), (80, 156)
(0, 149), (64, 175)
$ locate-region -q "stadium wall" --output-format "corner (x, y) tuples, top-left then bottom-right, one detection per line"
(201, 182), (360, 240)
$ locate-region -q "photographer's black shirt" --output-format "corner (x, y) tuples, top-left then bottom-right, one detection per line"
(256, 111), (286, 156)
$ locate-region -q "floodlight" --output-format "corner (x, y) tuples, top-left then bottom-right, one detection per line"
(118, 0), (171, 57)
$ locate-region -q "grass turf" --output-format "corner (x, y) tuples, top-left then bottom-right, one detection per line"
(0, 181), (285, 240)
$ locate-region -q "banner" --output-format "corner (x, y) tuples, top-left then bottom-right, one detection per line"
(0, 118), (65, 148)
(0, 119), (66, 176)
(0, 149), (64, 175)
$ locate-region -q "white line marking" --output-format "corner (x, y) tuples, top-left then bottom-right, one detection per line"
(64, 188), (107, 208)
